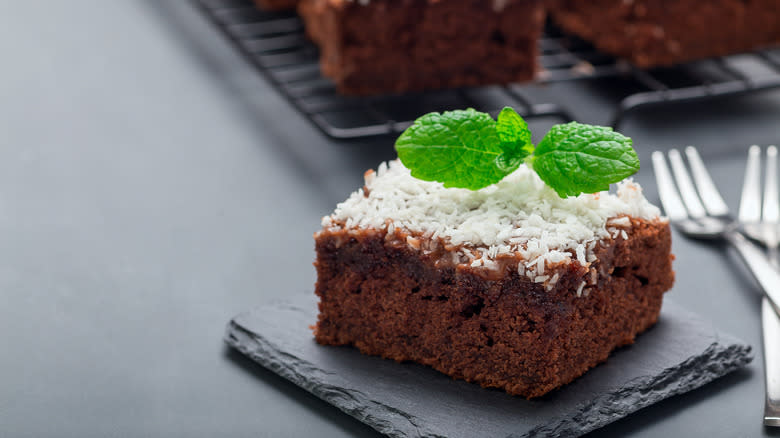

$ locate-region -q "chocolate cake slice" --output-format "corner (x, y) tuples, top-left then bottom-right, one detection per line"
(314, 160), (674, 398)
(298, 0), (545, 95)
(550, 0), (780, 68)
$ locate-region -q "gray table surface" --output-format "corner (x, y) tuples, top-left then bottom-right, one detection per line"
(2, 1), (780, 437)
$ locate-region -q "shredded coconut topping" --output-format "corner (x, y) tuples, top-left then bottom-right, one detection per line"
(321, 160), (662, 286)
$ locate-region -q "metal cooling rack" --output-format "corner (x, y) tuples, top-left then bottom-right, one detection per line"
(195, 0), (780, 139)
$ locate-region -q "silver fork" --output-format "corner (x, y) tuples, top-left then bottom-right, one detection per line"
(652, 147), (780, 311)
(652, 146), (780, 427)
(737, 145), (780, 426)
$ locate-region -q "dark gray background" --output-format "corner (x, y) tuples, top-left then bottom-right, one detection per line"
(1, 1), (779, 437)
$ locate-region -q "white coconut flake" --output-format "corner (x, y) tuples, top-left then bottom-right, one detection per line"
(546, 250), (569, 264)
(482, 258), (499, 270)
(576, 245), (586, 265)
(326, 160), (661, 267)
(608, 216), (632, 227)
(576, 281), (586, 297)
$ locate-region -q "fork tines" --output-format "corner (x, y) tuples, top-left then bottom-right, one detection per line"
(739, 145), (780, 252)
(739, 145), (779, 226)
(651, 146), (730, 221)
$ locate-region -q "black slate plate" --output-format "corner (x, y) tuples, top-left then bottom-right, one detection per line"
(224, 294), (752, 437)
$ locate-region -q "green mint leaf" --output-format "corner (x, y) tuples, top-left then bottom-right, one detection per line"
(496, 107), (534, 169)
(395, 109), (511, 190)
(394, 108), (640, 197)
(531, 122), (639, 198)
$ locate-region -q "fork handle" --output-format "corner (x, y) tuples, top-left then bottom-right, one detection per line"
(726, 232), (780, 314)
(762, 298), (780, 426)
(727, 233), (780, 427)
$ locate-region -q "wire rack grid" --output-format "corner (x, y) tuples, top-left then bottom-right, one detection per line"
(195, 0), (780, 139)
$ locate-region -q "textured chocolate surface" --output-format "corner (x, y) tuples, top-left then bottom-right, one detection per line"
(298, 0), (544, 95)
(314, 219), (674, 398)
(550, 0), (780, 68)
(225, 295), (751, 437)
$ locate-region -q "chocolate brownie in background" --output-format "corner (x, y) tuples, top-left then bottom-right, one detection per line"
(249, 0), (780, 94)
(297, 0), (545, 95)
(252, 0), (298, 10)
(549, 0), (780, 68)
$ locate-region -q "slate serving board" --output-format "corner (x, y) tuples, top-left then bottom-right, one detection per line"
(224, 294), (752, 437)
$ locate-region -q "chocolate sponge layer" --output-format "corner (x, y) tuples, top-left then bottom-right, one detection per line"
(314, 218), (674, 398)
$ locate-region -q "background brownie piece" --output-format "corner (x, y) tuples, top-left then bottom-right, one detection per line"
(298, 0), (545, 95)
(550, 0), (780, 68)
(252, 0), (298, 10)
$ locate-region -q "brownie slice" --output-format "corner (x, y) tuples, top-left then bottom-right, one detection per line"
(550, 0), (780, 68)
(252, 0), (298, 10)
(298, 0), (545, 95)
(314, 161), (674, 398)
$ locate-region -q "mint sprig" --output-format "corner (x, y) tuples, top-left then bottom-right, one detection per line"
(394, 107), (639, 198)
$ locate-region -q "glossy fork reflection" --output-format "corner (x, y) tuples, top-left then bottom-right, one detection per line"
(736, 145), (780, 427)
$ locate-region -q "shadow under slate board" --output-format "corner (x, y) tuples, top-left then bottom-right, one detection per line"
(224, 294), (752, 438)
